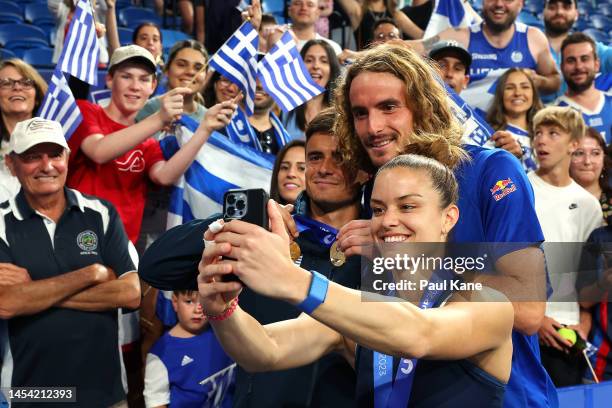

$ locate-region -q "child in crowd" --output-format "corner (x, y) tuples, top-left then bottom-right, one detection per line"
(144, 290), (235, 408)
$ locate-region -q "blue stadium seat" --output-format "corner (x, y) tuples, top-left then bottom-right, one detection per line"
(0, 12), (23, 25)
(4, 38), (49, 58)
(22, 47), (54, 69)
(583, 28), (610, 43)
(0, 1), (23, 16)
(0, 48), (16, 60)
(524, 3), (541, 15)
(263, 0), (285, 14)
(577, 2), (594, 17)
(0, 24), (47, 47)
(160, 29), (190, 49)
(590, 14), (612, 31)
(24, 3), (55, 26)
(118, 27), (134, 46)
(575, 19), (589, 31)
(118, 7), (162, 28)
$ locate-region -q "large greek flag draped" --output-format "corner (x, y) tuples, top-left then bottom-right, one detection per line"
(257, 31), (324, 112)
(160, 117), (274, 228)
(424, 0), (479, 38)
(209, 22), (259, 115)
(58, 0), (100, 86)
(37, 69), (82, 140)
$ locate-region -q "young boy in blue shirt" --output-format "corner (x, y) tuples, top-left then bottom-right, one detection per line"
(144, 290), (235, 408)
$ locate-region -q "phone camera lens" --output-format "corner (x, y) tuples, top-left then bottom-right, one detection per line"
(236, 200), (245, 210)
(226, 206), (235, 216)
(227, 195), (236, 205)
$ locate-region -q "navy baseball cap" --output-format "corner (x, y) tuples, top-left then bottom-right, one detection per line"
(428, 40), (472, 70)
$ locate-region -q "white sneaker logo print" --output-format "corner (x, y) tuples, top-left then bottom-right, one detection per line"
(181, 355), (194, 366)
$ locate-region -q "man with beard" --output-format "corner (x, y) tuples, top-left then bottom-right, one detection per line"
(555, 33), (612, 144)
(139, 109), (366, 406)
(334, 43), (556, 408)
(407, 0), (560, 116)
(226, 77), (292, 156)
(542, 0), (612, 102)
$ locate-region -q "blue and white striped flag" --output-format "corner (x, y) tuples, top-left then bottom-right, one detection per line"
(37, 68), (82, 140)
(257, 31), (324, 112)
(160, 116), (274, 228)
(424, 0), (479, 38)
(209, 22), (259, 115)
(58, 0), (100, 85)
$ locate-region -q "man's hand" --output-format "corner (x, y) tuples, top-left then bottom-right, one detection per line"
(538, 316), (573, 351)
(242, 0), (262, 30)
(336, 219), (373, 257)
(339, 49), (358, 65)
(0, 263), (31, 286)
(491, 130), (523, 159)
(524, 68), (544, 90)
(159, 87), (192, 124)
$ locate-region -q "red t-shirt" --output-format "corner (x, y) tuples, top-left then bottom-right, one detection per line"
(67, 100), (165, 243)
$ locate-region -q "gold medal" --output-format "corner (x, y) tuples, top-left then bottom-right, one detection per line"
(330, 241), (346, 267)
(289, 241), (301, 262)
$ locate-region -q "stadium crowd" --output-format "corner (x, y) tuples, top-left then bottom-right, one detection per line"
(0, 0), (611, 407)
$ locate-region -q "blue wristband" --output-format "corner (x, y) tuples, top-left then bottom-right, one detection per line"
(297, 270), (329, 314)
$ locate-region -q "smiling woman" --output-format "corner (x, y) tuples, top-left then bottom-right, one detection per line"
(0, 59), (48, 202)
(281, 40), (341, 140)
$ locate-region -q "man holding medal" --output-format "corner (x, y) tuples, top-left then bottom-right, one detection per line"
(139, 109), (367, 406)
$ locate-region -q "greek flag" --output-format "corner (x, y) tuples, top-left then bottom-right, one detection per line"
(160, 116), (274, 228)
(257, 31), (324, 112)
(58, 0), (100, 85)
(37, 69), (82, 140)
(424, 0), (479, 38)
(209, 22), (259, 115)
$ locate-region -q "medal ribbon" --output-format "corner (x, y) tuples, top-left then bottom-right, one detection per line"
(293, 214), (338, 249)
(373, 269), (453, 408)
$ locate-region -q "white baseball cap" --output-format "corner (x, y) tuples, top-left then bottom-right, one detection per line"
(109, 45), (157, 73)
(9, 118), (70, 154)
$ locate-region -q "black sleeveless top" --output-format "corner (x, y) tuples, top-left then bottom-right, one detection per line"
(355, 347), (506, 407)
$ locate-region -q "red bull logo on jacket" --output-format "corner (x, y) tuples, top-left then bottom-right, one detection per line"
(490, 178), (517, 201)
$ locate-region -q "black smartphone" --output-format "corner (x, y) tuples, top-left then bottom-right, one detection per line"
(221, 188), (269, 282)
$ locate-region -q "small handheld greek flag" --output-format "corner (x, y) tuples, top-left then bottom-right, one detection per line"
(209, 22), (259, 115)
(37, 69), (82, 140)
(257, 31), (324, 112)
(58, 0), (100, 86)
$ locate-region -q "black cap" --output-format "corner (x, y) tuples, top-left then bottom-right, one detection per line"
(428, 40), (472, 70)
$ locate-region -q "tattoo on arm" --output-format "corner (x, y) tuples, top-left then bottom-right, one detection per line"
(423, 35), (441, 52)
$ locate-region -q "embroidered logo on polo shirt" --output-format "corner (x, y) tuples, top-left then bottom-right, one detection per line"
(77, 230), (98, 255)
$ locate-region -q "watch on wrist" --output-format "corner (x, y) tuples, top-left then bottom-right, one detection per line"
(297, 270), (329, 314)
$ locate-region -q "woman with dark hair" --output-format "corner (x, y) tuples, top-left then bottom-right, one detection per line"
(132, 22), (164, 66)
(487, 68), (544, 172)
(571, 127), (612, 223)
(282, 40), (340, 140)
(0, 59), (48, 201)
(199, 152), (513, 408)
(202, 71), (240, 109)
(270, 140), (306, 205)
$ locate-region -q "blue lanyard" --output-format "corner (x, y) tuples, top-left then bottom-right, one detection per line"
(373, 270), (452, 408)
(293, 214), (338, 248)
